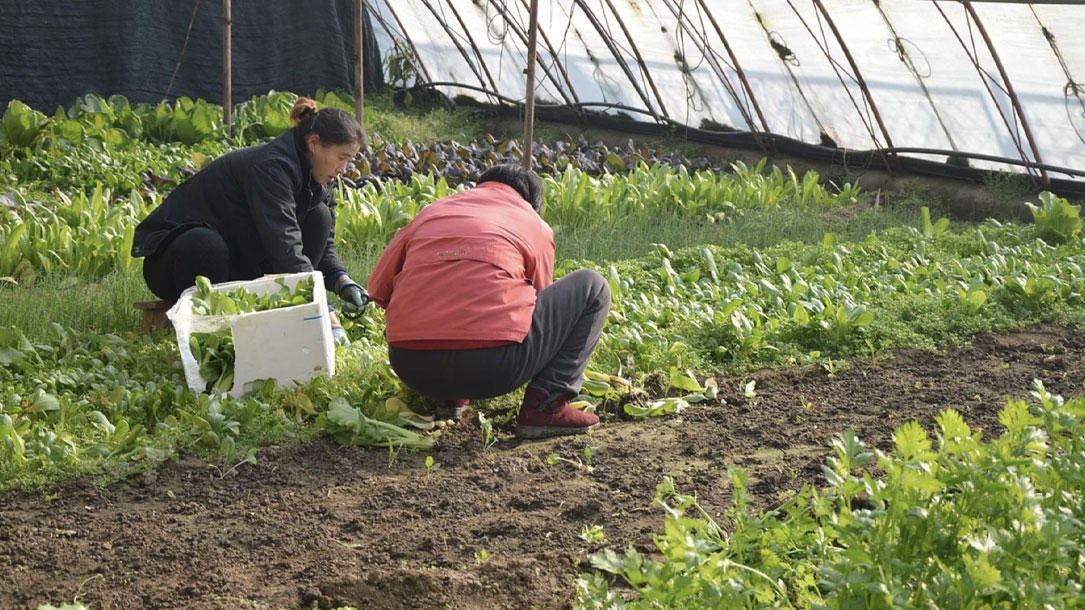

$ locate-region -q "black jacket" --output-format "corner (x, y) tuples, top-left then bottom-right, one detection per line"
(132, 130), (346, 290)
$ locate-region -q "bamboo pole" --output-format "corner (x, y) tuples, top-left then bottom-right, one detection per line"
(222, 0), (231, 134)
(353, 0), (369, 150)
(522, 0), (540, 170)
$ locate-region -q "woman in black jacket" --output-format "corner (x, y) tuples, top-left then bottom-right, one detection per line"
(132, 97), (369, 331)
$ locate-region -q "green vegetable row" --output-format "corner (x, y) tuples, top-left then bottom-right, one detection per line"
(190, 274), (315, 316)
(2, 160), (859, 283)
(190, 331), (235, 394)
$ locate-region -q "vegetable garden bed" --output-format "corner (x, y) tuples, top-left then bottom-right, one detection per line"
(3, 90), (1084, 609)
(2, 325), (1082, 609)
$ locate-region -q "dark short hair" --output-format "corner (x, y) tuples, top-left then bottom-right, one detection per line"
(477, 164), (544, 213)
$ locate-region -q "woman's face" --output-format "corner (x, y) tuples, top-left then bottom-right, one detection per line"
(306, 135), (360, 185)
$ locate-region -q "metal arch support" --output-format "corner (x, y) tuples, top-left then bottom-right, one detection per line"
(381, 0), (434, 83)
(484, 0), (579, 109)
(810, 0), (897, 161)
(696, 0), (774, 146)
(569, 0), (664, 122)
(600, 0), (669, 118)
(961, 1), (1050, 185)
(417, 0), (492, 93)
(444, 1), (501, 94)
(517, 0), (583, 107)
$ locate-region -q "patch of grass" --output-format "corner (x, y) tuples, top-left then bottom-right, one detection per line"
(1, 269), (147, 339)
(364, 93), (486, 144)
(983, 168), (1036, 201)
(0, 244), (388, 341)
(556, 203), (923, 263)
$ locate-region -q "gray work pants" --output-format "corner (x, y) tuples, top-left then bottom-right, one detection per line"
(388, 269), (611, 400)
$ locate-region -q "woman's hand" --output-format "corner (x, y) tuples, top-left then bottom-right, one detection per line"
(337, 278), (370, 318)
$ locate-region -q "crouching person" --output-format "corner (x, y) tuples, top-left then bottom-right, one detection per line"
(366, 165), (610, 438)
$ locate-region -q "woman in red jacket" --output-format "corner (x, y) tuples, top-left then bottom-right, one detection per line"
(367, 165), (610, 439)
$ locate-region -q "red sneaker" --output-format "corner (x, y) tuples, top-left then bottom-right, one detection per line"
(431, 399), (470, 421)
(516, 387), (600, 439)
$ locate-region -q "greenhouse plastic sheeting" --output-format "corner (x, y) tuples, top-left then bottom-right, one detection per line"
(367, 0), (1084, 176)
(0, 0), (383, 112)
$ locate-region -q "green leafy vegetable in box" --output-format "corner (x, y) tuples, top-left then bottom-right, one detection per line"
(186, 275), (316, 393)
(190, 275), (315, 315)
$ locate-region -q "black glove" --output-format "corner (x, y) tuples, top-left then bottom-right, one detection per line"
(338, 280), (370, 318)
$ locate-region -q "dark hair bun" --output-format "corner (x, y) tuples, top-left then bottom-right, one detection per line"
(289, 97), (318, 125)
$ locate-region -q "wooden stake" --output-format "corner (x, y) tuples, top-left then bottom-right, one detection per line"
(222, 0), (232, 134)
(354, 0), (369, 150)
(522, 0), (540, 170)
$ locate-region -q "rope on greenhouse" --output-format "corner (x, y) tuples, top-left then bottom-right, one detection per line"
(670, 0), (710, 126)
(486, 0), (573, 108)
(568, 0), (665, 122)
(659, 0), (765, 147)
(666, 0), (714, 119)
(1031, 9), (1085, 150)
(483, 0), (578, 108)
(442, 1), (502, 95)
(694, 0), (774, 144)
(380, 0), (434, 83)
(516, 0), (584, 107)
(164, 0), (202, 100)
(588, 1), (657, 105)
(600, 0), (670, 118)
(784, 0), (887, 156)
(562, 1), (624, 106)
(962, 7), (1027, 160)
(746, 2), (833, 145)
(874, 2), (960, 153)
(933, 1), (1039, 183)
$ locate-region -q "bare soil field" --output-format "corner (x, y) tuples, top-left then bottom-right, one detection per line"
(3, 325), (1082, 610)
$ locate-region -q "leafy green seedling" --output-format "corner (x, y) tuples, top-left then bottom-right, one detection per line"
(387, 441), (400, 468)
(546, 451), (595, 474)
(920, 206), (950, 238)
(624, 397), (687, 420)
(424, 455), (440, 476)
(1026, 191), (1082, 244)
(583, 446), (596, 470)
(478, 412), (495, 450)
(579, 525), (607, 543)
(743, 380), (757, 401)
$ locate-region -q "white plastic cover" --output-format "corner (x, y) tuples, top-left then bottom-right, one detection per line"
(367, 1), (1085, 176)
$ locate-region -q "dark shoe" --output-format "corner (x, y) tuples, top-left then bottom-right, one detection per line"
(516, 387), (600, 439)
(431, 399), (470, 420)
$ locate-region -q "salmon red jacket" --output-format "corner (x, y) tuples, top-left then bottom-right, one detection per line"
(366, 182), (555, 348)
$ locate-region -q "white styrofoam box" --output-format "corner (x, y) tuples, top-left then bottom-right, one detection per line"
(167, 271), (335, 397)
